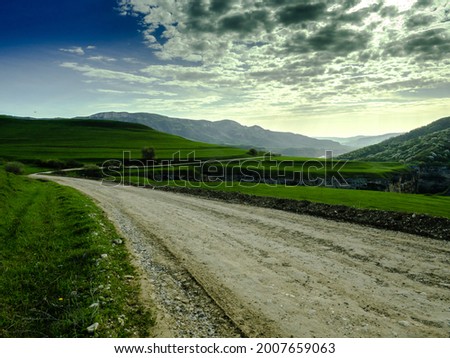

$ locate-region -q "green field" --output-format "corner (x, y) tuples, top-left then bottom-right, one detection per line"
(0, 115), (411, 179)
(1, 115), (448, 220)
(204, 157), (409, 178)
(0, 169), (152, 337)
(0, 115), (247, 165)
(203, 182), (450, 219)
(0, 115), (415, 185)
(117, 176), (450, 219)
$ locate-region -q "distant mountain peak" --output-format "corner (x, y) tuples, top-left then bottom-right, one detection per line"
(86, 111), (352, 157)
(318, 133), (404, 148)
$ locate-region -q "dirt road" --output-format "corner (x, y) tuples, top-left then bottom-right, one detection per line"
(36, 175), (450, 337)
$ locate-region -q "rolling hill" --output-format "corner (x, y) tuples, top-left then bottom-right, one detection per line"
(85, 112), (352, 157)
(0, 115), (247, 165)
(339, 117), (450, 164)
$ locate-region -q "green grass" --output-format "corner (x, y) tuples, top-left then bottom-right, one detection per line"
(0, 169), (153, 337)
(0, 115), (412, 181)
(0, 115), (410, 179)
(0, 115), (247, 164)
(110, 158), (410, 186)
(224, 157), (410, 178)
(208, 183), (450, 218)
(1, 114), (447, 222)
(121, 177), (450, 219)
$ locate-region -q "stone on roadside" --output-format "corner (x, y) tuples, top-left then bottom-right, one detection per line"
(87, 322), (99, 333)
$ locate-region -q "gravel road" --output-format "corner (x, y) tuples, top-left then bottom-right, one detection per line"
(35, 175), (450, 337)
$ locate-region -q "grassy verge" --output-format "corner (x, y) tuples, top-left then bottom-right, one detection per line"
(0, 169), (153, 337)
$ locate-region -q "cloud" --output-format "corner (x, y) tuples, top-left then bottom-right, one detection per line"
(307, 25), (372, 55)
(217, 10), (273, 34)
(118, 1), (430, 65)
(277, 3), (327, 25)
(55, 0), (449, 129)
(59, 45), (97, 56)
(403, 28), (450, 60)
(60, 46), (86, 55)
(60, 62), (156, 84)
(88, 55), (117, 62)
(405, 13), (436, 28)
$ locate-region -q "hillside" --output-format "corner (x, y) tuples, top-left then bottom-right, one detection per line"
(0, 115), (246, 164)
(86, 112), (352, 157)
(339, 117), (450, 164)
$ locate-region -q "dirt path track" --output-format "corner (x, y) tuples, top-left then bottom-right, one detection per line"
(36, 175), (450, 337)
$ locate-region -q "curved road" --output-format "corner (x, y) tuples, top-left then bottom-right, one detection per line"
(36, 175), (450, 337)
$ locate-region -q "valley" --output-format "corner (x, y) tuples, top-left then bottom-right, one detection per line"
(1, 113), (449, 338)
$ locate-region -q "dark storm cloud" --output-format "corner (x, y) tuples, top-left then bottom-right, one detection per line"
(277, 3), (327, 25)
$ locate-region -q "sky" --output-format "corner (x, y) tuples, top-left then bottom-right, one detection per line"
(0, 0), (449, 137)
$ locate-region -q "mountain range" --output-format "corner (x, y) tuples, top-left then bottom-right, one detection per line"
(86, 112), (355, 157)
(317, 133), (402, 149)
(340, 116), (450, 164)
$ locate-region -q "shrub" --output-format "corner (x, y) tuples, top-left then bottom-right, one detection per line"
(248, 148), (258, 156)
(5, 162), (25, 175)
(82, 164), (102, 178)
(141, 147), (156, 161)
(45, 159), (65, 170)
(65, 160), (83, 169)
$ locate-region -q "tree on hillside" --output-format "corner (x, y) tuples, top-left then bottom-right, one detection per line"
(141, 147), (156, 162)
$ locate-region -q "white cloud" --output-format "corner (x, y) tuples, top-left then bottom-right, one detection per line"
(88, 56), (117, 62)
(123, 57), (142, 64)
(59, 45), (97, 56)
(95, 88), (178, 97)
(60, 62), (156, 84)
(59, 47), (85, 55)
